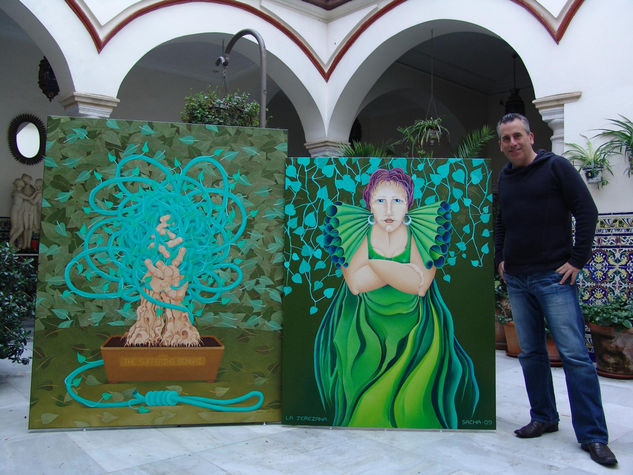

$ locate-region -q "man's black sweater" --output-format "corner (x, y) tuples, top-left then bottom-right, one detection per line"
(494, 150), (598, 274)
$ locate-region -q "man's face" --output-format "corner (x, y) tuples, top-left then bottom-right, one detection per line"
(498, 118), (536, 168)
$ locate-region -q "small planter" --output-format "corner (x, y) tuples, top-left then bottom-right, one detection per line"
(588, 323), (633, 379)
(504, 323), (562, 367)
(503, 322), (521, 357)
(495, 320), (507, 350)
(546, 336), (562, 367)
(101, 335), (224, 383)
(582, 166), (603, 184)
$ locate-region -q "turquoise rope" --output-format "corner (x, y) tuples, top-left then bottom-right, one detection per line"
(64, 360), (264, 413)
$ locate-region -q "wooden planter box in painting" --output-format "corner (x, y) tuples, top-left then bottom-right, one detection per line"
(101, 336), (224, 383)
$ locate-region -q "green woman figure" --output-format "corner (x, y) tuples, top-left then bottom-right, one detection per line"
(315, 168), (479, 428)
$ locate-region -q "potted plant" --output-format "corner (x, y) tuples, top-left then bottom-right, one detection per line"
(581, 294), (633, 379)
(564, 135), (615, 187)
(0, 242), (36, 365)
(494, 278), (511, 351)
(597, 114), (633, 177)
(494, 279), (522, 357)
(181, 87), (261, 127)
(396, 117), (450, 157)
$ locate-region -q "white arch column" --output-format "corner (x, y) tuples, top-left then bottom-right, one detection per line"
(532, 91), (582, 155)
(59, 92), (120, 118)
(304, 138), (347, 157)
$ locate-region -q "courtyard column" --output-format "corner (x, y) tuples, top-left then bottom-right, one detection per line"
(304, 138), (347, 157)
(533, 91), (582, 155)
(59, 92), (120, 118)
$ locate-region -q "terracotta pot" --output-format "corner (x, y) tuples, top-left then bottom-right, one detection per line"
(495, 320), (507, 350)
(546, 336), (562, 367)
(503, 322), (521, 357)
(101, 335), (225, 383)
(588, 323), (633, 379)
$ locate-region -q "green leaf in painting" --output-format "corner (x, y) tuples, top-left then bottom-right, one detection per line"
(75, 170), (92, 182)
(179, 136), (197, 145)
(44, 156), (58, 168)
(52, 308), (69, 320)
(56, 191), (73, 202)
(122, 144), (138, 156)
(46, 275), (66, 286)
(40, 413), (59, 425)
(242, 146), (259, 157)
(63, 157), (82, 168)
(140, 125), (155, 135)
(223, 151), (239, 161)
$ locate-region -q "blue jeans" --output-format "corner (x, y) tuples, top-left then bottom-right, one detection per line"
(505, 271), (608, 444)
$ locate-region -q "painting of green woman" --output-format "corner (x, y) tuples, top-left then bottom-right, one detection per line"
(314, 168), (479, 428)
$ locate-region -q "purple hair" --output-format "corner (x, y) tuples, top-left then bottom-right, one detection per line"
(362, 168), (414, 209)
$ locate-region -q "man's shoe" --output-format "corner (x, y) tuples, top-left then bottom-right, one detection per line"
(581, 443), (617, 466)
(514, 420), (558, 438)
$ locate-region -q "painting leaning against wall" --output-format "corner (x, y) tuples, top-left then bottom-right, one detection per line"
(281, 157), (496, 430)
(29, 117), (287, 429)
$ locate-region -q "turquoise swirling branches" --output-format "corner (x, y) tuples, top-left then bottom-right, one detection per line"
(64, 154), (247, 322)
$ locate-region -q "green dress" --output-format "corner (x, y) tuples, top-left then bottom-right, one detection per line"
(315, 201), (479, 428)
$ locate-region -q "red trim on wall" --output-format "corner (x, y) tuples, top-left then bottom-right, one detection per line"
(510, 0), (584, 43)
(66, 0), (583, 81)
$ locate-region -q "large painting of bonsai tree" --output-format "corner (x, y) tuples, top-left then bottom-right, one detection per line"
(29, 117), (286, 429)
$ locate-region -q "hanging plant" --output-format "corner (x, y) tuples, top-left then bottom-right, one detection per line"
(396, 117), (450, 157)
(181, 87), (260, 127)
(564, 135), (615, 188)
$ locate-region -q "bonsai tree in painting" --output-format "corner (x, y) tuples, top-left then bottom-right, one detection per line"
(65, 154), (245, 347)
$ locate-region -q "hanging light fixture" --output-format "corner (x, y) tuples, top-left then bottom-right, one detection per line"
(505, 53), (525, 115)
(38, 56), (59, 101)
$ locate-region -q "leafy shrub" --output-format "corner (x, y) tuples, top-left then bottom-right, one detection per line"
(0, 242), (36, 364)
(181, 87), (260, 127)
(581, 294), (633, 330)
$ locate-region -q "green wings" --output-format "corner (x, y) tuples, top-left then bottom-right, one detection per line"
(322, 201), (452, 269)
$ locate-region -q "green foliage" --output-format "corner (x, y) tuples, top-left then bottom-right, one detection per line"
(181, 87), (260, 127)
(395, 117), (450, 157)
(337, 141), (393, 157)
(456, 125), (496, 159)
(494, 278), (512, 324)
(564, 135), (615, 188)
(597, 115), (633, 176)
(340, 121), (493, 160)
(0, 242), (35, 364)
(581, 294), (633, 330)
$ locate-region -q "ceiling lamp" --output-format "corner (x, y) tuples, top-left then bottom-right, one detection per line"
(38, 57), (59, 101)
(505, 53), (525, 115)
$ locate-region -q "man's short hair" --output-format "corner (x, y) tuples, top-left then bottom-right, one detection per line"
(497, 113), (531, 137)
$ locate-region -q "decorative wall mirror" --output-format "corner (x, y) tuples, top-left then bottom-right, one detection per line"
(8, 113), (46, 165)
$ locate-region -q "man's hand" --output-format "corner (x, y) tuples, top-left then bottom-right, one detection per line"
(498, 261), (505, 282)
(556, 262), (580, 285)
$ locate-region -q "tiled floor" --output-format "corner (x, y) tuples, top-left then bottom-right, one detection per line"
(1, 333), (631, 474)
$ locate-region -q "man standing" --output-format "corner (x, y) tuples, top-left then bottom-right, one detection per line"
(494, 113), (617, 467)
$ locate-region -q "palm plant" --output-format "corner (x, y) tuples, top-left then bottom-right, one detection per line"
(338, 141), (393, 157)
(597, 115), (633, 176)
(455, 125), (495, 159)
